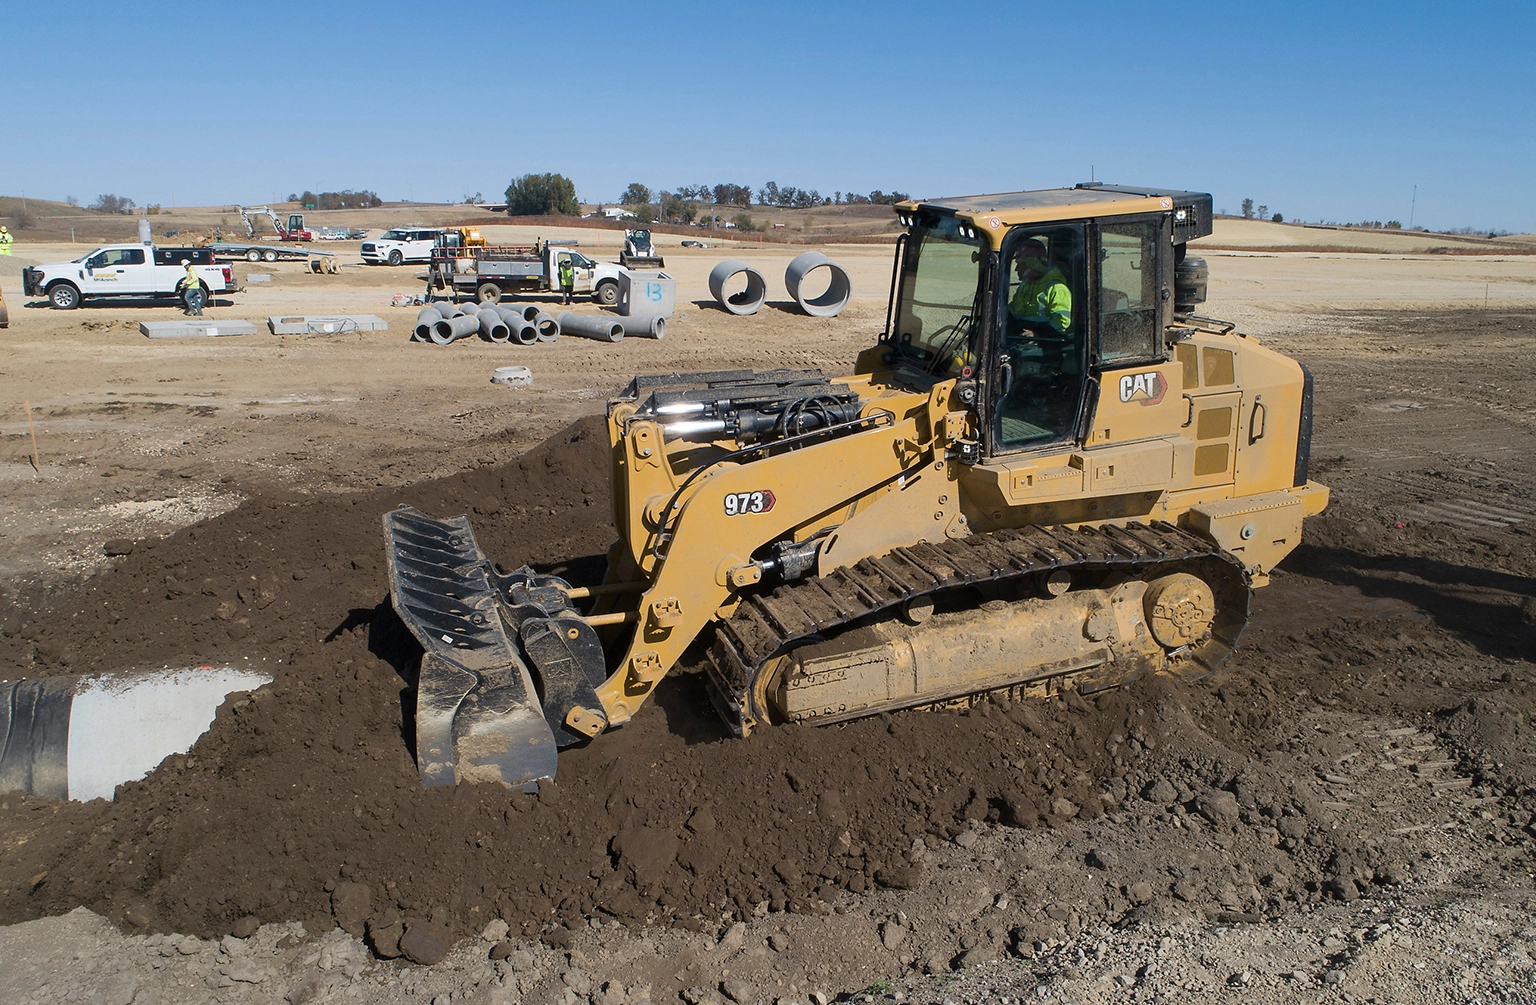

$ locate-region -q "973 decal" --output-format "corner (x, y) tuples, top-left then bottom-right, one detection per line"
(724, 490), (776, 516)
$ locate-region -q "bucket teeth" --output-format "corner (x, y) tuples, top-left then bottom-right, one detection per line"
(383, 506), (611, 789)
(384, 506), (557, 789)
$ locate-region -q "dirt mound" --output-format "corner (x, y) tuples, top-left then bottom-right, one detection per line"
(1, 404), (1533, 969)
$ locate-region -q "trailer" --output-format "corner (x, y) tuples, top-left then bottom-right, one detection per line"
(207, 243), (339, 272)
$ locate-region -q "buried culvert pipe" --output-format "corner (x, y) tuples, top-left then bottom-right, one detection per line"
(785, 251), (852, 317)
(557, 312), (624, 343)
(708, 260), (767, 315)
(0, 667), (272, 801)
(432, 314), (481, 345)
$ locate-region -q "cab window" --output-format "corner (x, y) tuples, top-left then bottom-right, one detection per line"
(992, 225), (1087, 451)
(90, 248), (144, 268)
(1097, 220), (1161, 362)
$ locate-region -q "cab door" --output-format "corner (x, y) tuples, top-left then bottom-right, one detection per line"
(570, 252), (596, 292)
(82, 248), (152, 292)
(80, 250), (114, 292)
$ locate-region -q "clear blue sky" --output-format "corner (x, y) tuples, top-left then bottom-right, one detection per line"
(2, 0), (1531, 232)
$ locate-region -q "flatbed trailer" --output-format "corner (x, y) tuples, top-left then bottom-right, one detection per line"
(208, 242), (337, 265)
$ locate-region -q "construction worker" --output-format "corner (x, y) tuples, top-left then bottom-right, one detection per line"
(1008, 239), (1071, 336)
(558, 255), (575, 305)
(181, 261), (204, 316)
(0, 225), (12, 256)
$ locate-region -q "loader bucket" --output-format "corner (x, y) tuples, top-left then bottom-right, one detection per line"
(382, 506), (610, 789)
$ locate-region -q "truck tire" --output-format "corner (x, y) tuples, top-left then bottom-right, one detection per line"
(262, 249), (279, 263)
(245, 249), (262, 262)
(594, 281), (619, 306)
(49, 283), (81, 310)
(388, 250), (404, 266)
(477, 283), (502, 304)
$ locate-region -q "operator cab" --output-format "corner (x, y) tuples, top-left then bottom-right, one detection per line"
(881, 184), (1211, 459)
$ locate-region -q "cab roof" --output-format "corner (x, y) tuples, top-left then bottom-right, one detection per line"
(900, 184), (1213, 242)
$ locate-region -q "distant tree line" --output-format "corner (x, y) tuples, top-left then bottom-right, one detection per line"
(756, 182), (908, 208)
(89, 194), (136, 214)
(619, 180), (909, 212)
(1238, 197), (1285, 224)
(287, 190), (383, 210)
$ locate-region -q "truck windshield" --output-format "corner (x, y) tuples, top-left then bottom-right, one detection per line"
(891, 222), (983, 376)
(381, 230), (408, 241)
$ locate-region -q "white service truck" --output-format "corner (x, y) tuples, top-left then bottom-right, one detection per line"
(433, 242), (627, 305)
(23, 245), (236, 310)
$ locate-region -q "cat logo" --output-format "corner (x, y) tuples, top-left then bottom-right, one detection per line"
(1118, 371), (1167, 406)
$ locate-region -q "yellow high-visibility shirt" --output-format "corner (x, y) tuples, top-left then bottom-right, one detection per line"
(1008, 266), (1072, 333)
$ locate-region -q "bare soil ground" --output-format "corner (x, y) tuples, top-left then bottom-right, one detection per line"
(1, 247), (1535, 1005)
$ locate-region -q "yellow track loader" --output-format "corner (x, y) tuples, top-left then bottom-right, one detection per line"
(384, 184), (1328, 788)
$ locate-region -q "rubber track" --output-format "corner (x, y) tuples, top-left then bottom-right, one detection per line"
(709, 521), (1247, 726)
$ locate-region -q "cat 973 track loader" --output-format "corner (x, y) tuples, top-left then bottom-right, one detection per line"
(384, 184), (1328, 789)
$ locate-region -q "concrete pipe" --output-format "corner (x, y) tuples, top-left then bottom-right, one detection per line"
(478, 300), (500, 313)
(479, 311), (510, 343)
(511, 304), (542, 322)
(0, 667), (272, 802)
(618, 315), (667, 339)
(532, 311), (560, 342)
(557, 312), (624, 343)
(495, 307), (538, 344)
(432, 314), (481, 345)
(708, 260), (767, 315)
(452, 303), (481, 318)
(785, 251), (852, 318)
(413, 307), (444, 342)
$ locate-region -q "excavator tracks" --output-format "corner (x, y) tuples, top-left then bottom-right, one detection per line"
(705, 522), (1249, 736)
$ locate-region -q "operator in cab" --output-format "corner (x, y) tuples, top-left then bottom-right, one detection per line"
(1008, 239), (1071, 336)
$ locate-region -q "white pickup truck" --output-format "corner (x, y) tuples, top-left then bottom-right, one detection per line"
(23, 244), (236, 310)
